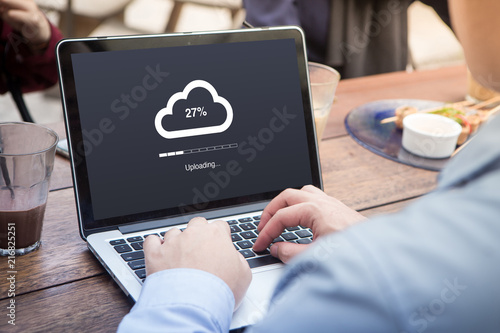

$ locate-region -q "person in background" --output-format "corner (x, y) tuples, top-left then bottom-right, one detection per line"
(0, 0), (63, 95)
(119, 0), (500, 331)
(243, 0), (450, 78)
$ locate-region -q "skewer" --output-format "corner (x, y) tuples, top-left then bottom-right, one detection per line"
(380, 105), (451, 124)
(451, 139), (470, 157)
(380, 95), (500, 125)
(380, 116), (397, 124)
(485, 104), (500, 118)
(454, 100), (476, 108)
(469, 95), (500, 110)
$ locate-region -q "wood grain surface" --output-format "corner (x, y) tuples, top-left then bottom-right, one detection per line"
(0, 189), (103, 299)
(0, 274), (130, 333)
(320, 136), (437, 211)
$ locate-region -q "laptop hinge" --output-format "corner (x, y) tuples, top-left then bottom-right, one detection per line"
(118, 201), (269, 235)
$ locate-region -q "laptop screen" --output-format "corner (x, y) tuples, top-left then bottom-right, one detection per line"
(57, 27), (322, 235)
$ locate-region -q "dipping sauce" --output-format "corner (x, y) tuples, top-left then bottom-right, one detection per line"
(406, 114), (461, 136)
(402, 113), (462, 158)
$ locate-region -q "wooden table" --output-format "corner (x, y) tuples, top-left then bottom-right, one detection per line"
(0, 65), (468, 332)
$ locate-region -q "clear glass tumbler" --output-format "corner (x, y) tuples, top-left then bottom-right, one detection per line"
(0, 122), (58, 256)
(308, 62), (340, 146)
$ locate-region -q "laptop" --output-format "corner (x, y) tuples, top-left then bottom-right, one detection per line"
(56, 26), (322, 329)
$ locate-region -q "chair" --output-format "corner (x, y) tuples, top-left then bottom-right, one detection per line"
(90, 0), (244, 38)
(36, 0), (134, 36)
(165, 0), (243, 31)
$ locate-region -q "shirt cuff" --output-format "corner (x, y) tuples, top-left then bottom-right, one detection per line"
(119, 268), (235, 333)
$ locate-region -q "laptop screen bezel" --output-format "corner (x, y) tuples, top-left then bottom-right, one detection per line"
(56, 26), (323, 239)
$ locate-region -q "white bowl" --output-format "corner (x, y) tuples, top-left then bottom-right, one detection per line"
(402, 113), (462, 159)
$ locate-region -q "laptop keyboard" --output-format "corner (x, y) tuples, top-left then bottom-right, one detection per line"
(109, 214), (313, 282)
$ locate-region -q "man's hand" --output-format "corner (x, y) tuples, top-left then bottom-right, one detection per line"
(0, 0), (51, 46)
(144, 217), (252, 309)
(253, 185), (367, 263)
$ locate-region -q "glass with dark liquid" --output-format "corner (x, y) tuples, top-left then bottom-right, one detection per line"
(0, 122), (58, 256)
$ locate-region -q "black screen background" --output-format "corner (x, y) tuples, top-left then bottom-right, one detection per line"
(70, 37), (316, 226)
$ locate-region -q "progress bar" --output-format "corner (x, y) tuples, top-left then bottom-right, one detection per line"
(159, 143), (238, 158)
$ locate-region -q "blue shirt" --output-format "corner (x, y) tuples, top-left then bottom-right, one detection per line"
(118, 268), (234, 332)
(119, 115), (500, 332)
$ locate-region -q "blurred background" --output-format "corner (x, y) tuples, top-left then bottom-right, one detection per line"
(0, 0), (464, 124)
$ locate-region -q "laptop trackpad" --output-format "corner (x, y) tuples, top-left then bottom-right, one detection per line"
(231, 266), (284, 329)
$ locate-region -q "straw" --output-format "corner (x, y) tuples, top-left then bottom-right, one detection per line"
(0, 149), (15, 199)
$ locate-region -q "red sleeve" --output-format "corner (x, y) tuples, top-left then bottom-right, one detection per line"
(2, 21), (63, 94)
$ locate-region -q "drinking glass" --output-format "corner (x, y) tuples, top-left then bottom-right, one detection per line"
(309, 62), (340, 145)
(0, 122), (58, 256)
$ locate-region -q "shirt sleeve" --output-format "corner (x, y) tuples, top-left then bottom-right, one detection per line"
(246, 158), (500, 332)
(2, 21), (63, 94)
(117, 268), (235, 333)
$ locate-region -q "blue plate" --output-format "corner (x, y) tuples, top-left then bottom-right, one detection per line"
(345, 99), (450, 171)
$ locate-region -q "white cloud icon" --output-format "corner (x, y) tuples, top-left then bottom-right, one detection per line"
(155, 80), (233, 139)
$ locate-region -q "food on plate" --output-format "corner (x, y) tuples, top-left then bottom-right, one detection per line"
(402, 113), (462, 158)
(394, 105), (489, 145)
(394, 106), (417, 129)
(430, 107), (471, 145)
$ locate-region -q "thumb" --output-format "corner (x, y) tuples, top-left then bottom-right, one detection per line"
(270, 242), (309, 263)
